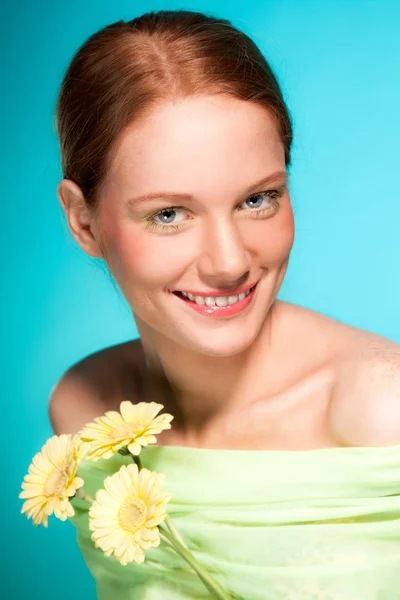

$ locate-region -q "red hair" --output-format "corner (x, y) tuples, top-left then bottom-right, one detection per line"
(55, 10), (293, 208)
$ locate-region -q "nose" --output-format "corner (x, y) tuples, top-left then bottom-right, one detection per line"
(196, 218), (252, 288)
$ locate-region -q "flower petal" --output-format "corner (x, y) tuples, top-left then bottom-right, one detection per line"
(88, 463), (170, 565)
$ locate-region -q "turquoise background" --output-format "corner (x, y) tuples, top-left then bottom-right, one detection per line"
(3, 0), (399, 598)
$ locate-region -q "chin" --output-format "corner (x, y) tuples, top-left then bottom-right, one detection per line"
(176, 319), (265, 358)
(196, 339), (256, 358)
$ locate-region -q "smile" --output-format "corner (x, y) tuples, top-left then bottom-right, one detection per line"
(172, 284), (257, 318)
(175, 286), (254, 307)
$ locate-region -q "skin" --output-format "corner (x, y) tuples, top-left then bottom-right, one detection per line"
(55, 94), (400, 450)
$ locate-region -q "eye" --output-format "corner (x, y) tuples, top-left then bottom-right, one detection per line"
(152, 207), (186, 225)
(240, 191), (279, 211)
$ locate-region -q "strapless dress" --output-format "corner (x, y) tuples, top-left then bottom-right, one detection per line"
(70, 443), (400, 599)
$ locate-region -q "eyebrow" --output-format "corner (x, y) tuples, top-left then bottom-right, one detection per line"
(126, 170), (287, 206)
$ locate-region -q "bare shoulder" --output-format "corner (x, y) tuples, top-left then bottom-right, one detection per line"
(49, 339), (146, 435)
(278, 301), (400, 446)
(326, 319), (400, 446)
(334, 332), (400, 445)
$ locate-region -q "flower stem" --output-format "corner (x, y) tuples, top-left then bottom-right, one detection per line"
(129, 452), (143, 470)
(160, 527), (232, 600)
(164, 514), (188, 548)
(75, 489), (95, 504)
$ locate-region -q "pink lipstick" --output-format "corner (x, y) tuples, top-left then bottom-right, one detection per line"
(172, 283), (257, 318)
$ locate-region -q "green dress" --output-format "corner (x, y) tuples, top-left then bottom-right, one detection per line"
(70, 443), (400, 599)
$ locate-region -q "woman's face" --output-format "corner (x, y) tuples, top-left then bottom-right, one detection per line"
(96, 95), (294, 356)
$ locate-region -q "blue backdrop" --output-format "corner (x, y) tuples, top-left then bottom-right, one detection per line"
(3, 1), (399, 598)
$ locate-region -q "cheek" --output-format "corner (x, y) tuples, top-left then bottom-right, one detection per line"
(251, 205), (295, 266)
(99, 200), (178, 289)
(276, 205), (295, 254)
(103, 225), (187, 291)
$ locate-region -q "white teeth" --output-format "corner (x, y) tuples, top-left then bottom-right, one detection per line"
(215, 296), (228, 307)
(179, 286), (254, 307)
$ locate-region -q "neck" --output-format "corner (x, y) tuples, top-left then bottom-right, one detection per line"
(135, 302), (280, 440)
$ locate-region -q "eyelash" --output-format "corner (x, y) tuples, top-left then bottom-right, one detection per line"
(144, 188), (285, 233)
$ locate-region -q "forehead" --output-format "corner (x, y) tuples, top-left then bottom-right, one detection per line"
(106, 95), (285, 197)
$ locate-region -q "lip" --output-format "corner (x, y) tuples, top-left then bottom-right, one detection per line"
(173, 283), (258, 319)
(172, 281), (257, 298)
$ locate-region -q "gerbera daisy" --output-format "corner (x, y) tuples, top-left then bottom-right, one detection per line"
(79, 401), (173, 461)
(89, 463), (171, 565)
(19, 434), (86, 527)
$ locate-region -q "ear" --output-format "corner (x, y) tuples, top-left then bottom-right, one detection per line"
(57, 179), (103, 258)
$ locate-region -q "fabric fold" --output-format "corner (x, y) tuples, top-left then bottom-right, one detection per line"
(70, 443), (400, 600)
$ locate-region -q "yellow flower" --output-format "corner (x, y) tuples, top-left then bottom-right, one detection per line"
(80, 401), (173, 461)
(89, 463), (171, 565)
(19, 434), (86, 527)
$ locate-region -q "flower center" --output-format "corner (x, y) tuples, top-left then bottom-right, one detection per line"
(44, 465), (69, 497)
(111, 423), (139, 440)
(118, 498), (147, 533)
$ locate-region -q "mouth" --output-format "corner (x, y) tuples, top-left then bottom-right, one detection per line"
(172, 283), (258, 318)
(173, 283), (256, 307)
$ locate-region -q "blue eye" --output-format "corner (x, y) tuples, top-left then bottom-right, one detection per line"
(241, 191), (276, 210)
(153, 208), (186, 225)
(145, 188), (284, 233)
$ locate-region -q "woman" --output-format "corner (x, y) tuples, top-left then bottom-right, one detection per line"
(50, 9), (400, 600)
